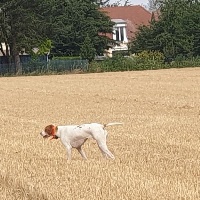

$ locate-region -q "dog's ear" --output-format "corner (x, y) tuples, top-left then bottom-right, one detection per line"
(44, 124), (55, 136)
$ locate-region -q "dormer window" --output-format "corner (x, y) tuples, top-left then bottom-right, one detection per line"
(112, 19), (128, 43)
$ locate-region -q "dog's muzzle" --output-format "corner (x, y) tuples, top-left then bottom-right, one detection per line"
(40, 131), (50, 138)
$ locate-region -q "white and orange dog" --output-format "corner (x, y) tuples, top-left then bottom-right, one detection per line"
(40, 122), (123, 160)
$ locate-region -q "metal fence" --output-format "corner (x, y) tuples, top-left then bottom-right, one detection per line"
(0, 59), (88, 75)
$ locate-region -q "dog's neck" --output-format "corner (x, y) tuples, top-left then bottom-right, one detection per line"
(55, 126), (61, 139)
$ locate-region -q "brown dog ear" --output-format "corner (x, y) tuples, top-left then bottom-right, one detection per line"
(44, 124), (55, 136)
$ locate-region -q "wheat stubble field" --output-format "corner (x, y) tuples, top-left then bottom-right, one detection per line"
(0, 68), (200, 200)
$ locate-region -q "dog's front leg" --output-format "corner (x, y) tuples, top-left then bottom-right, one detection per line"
(66, 145), (72, 160)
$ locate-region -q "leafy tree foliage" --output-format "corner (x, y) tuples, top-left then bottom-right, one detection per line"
(0, 0), (54, 73)
(80, 35), (96, 62)
(50, 0), (114, 57)
(0, 0), (114, 73)
(130, 0), (200, 59)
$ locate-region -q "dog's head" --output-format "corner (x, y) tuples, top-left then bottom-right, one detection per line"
(40, 124), (58, 139)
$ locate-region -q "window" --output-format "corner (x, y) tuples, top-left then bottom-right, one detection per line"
(120, 27), (124, 42)
(115, 27), (124, 42)
(116, 28), (119, 41)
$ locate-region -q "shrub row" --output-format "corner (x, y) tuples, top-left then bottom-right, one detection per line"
(89, 51), (200, 73)
(1, 51), (200, 76)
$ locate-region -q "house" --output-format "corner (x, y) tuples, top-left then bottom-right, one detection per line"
(101, 6), (152, 57)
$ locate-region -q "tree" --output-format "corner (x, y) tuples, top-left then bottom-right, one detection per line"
(182, 0), (200, 56)
(50, 0), (114, 57)
(130, 0), (200, 59)
(0, 0), (54, 74)
(80, 35), (96, 62)
(0, 0), (115, 73)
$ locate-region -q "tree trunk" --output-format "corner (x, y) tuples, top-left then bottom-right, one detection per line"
(5, 43), (12, 72)
(11, 38), (22, 75)
(14, 53), (22, 75)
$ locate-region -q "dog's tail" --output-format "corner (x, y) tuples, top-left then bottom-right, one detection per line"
(103, 122), (123, 128)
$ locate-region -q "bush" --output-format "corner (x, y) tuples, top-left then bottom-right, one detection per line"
(89, 54), (132, 72)
(133, 50), (165, 70)
(89, 51), (165, 72)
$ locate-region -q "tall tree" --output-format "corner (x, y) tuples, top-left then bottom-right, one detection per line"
(51, 0), (114, 57)
(0, 0), (54, 74)
(0, 0), (114, 73)
(130, 0), (200, 58)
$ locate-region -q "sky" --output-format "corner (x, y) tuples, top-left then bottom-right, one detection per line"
(110, 0), (148, 6)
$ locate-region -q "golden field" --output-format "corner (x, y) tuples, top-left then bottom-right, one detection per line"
(0, 68), (200, 200)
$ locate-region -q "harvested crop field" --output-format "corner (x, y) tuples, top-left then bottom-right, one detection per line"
(0, 68), (200, 200)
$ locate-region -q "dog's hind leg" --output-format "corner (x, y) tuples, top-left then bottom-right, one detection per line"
(92, 129), (115, 159)
(99, 147), (109, 159)
(96, 140), (115, 159)
(76, 146), (87, 159)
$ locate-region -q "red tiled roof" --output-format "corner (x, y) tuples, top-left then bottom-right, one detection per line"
(101, 6), (152, 40)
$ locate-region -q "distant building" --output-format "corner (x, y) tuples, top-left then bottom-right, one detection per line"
(101, 6), (152, 56)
